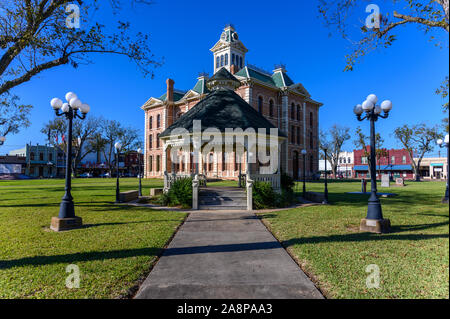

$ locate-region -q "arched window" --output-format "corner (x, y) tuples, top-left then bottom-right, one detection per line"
(149, 134), (153, 149)
(157, 114), (161, 128)
(220, 55), (224, 67)
(30, 152), (35, 160)
(239, 56), (243, 68)
(149, 116), (153, 129)
(232, 53), (235, 65)
(258, 96), (263, 113)
(269, 100), (274, 117)
(310, 112), (313, 128)
(310, 155), (314, 173)
(291, 103), (295, 119)
(216, 56), (219, 68)
(309, 131), (313, 149)
(156, 155), (160, 171)
(296, 105), (300, 121)
(156, 133), (160, 148)
(291, 126), (295, 144)
(149, 156), (153, 172)
(296, 126), (300, 145)
(225, 53), (228, 66)
(208, 153), (214, 171)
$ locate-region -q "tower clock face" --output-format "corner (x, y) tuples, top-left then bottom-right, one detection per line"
(221, 32), (226, 40)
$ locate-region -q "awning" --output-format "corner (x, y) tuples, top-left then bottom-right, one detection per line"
(353, 164), (412, 171)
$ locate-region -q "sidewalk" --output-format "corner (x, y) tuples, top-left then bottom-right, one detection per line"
(134, 211), (323, 299)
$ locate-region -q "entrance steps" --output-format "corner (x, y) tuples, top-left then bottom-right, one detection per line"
(198, 187), (247, 210)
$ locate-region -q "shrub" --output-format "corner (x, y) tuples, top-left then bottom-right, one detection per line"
(163, 177), (193, 208)
(275, 188), (295, 208)
(280, 172), (294, 191)
(252, 181), (276, 209)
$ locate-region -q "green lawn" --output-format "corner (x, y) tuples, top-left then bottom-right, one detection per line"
(0, 178), (186, 299)
(258, 180), (449, 299)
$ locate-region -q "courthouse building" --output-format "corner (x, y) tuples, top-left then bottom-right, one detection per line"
(141, 25), (322, 180)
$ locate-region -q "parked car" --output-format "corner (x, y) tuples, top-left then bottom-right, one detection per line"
(99, 172), (110, 178)
(79, 172), (92, 178)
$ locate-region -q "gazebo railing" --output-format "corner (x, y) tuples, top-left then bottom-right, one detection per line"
(250, 173), (281, 190)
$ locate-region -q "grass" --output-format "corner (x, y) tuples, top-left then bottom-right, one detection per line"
(258, 180), (449, 299)
(0, 177), (186, 299)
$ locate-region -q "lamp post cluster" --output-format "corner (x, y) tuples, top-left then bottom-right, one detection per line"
(115, 142), (122, 203)
(437, 134), (449, 204)
(322, 147), (329, 204)
(49, 92), (90, 231)
(301, 149), (307, 198)
(354, 93), (392, 233)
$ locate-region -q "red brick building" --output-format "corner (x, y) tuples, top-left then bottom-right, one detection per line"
(353, 147), (414, 179)
(141, 25), (322, 180)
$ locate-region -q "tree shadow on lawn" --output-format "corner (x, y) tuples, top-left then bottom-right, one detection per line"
(0, 247), (163, 270)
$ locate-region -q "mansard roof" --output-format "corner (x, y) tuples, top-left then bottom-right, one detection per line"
(158, 90), (186, 102)
(159, 88), (287, 138)
(192, 77), (210, 95)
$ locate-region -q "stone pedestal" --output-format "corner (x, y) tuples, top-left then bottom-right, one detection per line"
(360, 218), (390, 234)
(50, 216), (82, 232)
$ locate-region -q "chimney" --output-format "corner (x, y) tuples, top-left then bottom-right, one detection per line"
(230, 64), (238, 75)
(166, 78), (174, 102)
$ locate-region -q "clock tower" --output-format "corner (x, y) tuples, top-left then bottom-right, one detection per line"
(210, 24), (248, 74)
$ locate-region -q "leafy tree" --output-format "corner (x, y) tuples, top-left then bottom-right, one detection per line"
(318, 0), (449, 71)
(319, 124), (351, 178)
(1, 0), (160, 139)
(436, 76), (449, 132)
(393, 123), (442, 181)
(0, 94), (32, 137)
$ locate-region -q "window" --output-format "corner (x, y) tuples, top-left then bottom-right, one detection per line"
(216, 56), (219, 68)
(156, 133), (160, 148)
(296, 126), (301, 145)
(220, 55), (224, 67)
(362, 157), (368, 164)
(291, 126), (295, 143)
(149, 134), (153, 149)
(239, 56), (243, 68)
(339, 158), (342, 164)
(296, 104), (300, 121)
(222, 152), (226, 171)
(208, 153), (214, 171)
(39, 153), (44, 161)
(310, 155), (314, 173)
(157, 114), (161, 128)
(402, 156), (406, 164)
(225, 53), (228, 66)
(149, 116), (153, 129)
(49, 153), (53, 161)
(343, 158), (346, 164)
(258, 96), (263, 113)
(348, 157), (351, 163)
(232, 53), (235, 65)
(310, 112), (313, 128)
(391, 156), (395, 164)
(269, 100), (274, 117)
(291, 103), (295, 119)
(309, 131), (313, 149)
(149, 156), (153, 172)
(156, 155), (160, 171)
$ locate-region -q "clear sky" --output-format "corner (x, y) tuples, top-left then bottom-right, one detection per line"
(1, 0), (448, 156)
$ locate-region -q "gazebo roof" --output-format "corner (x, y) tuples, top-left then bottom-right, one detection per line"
(160, 88), (286, 138)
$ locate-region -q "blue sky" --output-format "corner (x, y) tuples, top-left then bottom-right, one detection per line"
(2, 0), (448, 156)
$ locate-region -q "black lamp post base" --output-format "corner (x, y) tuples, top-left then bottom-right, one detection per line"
(50, 216), (82, 232)
(442, 197), (449, 204)
(360, 218), (390, 234)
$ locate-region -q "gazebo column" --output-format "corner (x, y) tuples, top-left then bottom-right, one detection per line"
(163, 144), (169, 192)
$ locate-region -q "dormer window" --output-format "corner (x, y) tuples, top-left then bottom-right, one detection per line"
(225, 53), (228, 66)
(216, 56), (219, 68)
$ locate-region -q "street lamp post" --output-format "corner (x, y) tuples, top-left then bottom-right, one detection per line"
(115, 142), (122, 203)
(437, 134), (449, 204)
(301, 149), (307, 198)
(49, 92), (90, 231)
(354, 94), (392, 233)
(137, 148), (143, 197)
(323, 148), (329, 204)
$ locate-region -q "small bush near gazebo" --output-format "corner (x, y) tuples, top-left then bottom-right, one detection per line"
(161, 177), (193, 208)
(253, 173), (296, 209)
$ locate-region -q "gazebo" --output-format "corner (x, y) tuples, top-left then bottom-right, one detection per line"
(159, 68), (287, 210)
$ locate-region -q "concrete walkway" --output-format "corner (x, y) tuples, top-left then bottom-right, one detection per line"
(134, 210), (323, 299)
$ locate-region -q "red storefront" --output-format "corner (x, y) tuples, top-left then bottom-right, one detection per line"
(353, 147), (414, 180)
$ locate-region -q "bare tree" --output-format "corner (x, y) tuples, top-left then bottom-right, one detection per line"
(0, 94), (32, 137)
(354, 126), (386, 176)
(320, 124), (351, 178)
(393, 123), (442, 181)
(41, 115), (100, 176)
